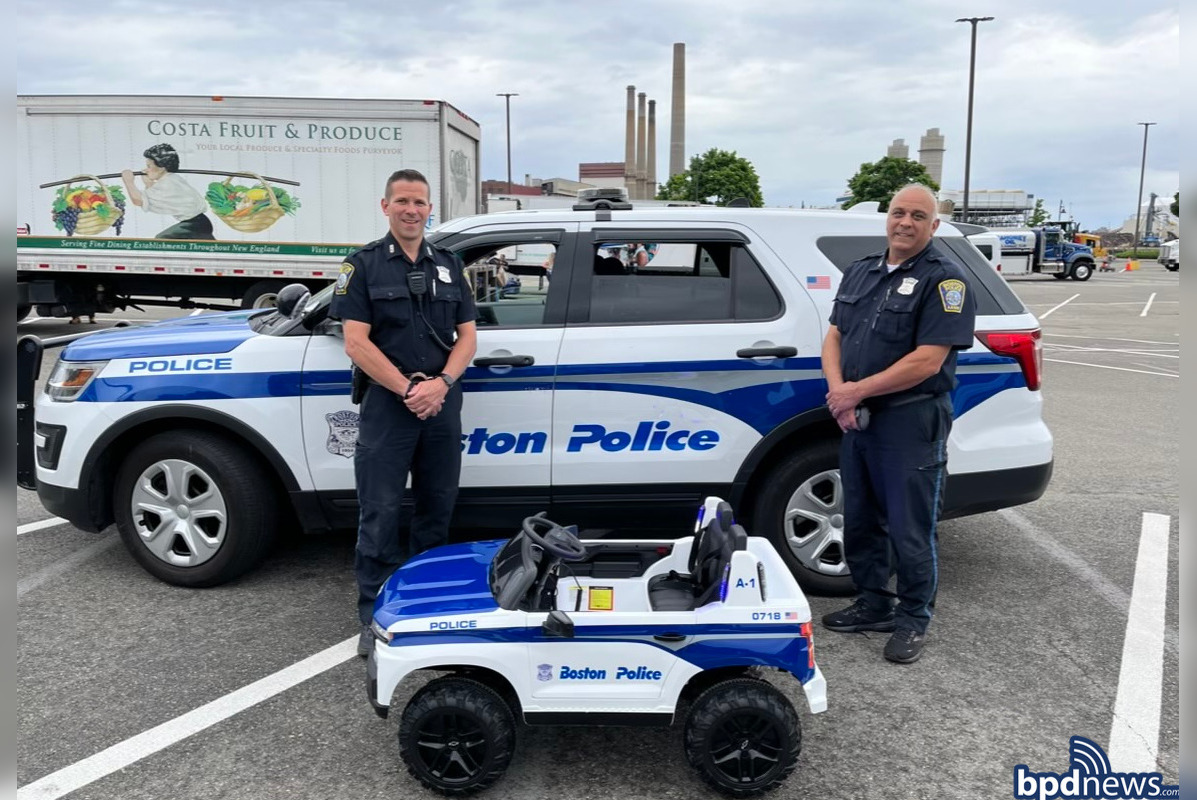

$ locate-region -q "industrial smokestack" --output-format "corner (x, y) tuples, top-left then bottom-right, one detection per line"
(636, 92), (647, 200)
(918, 127), (945, 187)
(625, 85), (636, 196)
(669, 42), (686, 179)
(647, 99), (657, 199)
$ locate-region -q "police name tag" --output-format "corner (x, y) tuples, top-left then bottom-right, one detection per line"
(939, 279), (966, 312)
(897, 277), (918, 295)
(436, 265), (453, 284)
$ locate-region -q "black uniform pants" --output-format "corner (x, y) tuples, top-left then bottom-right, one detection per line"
(354, 381), (463, 624)
(840, 394), (952, 634)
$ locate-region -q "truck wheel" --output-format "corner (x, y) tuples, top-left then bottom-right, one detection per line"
(1070, 261), (1093, 281)
(18, 304), (32, 321)
(684, 678), (801, 797)
(751, 440), (855, 596)
(1166, 264), (1178, 272)
(113, 430), (278, 587)
(400, 677), (516, 795)
(241, 280), (290, 309)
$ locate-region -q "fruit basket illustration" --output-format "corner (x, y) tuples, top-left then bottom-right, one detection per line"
(52, 176), (126, 236)
(206, 173), (301, 233)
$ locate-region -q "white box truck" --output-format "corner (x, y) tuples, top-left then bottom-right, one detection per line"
(16, 95), (481, 318)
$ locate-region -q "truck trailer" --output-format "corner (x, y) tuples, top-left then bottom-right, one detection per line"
(16, 95), (481, 319)
(995, 226), (1096, 281)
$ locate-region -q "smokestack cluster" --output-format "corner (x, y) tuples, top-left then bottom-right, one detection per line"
(623, 86), (659, 200)
(621, 43), (684, 201)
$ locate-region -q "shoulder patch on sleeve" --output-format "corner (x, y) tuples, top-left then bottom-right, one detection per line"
(334, 262), (355, 295)
(938, 279), (965, 313)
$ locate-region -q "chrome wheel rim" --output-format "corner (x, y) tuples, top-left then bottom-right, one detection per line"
(129, 458), (228, 567)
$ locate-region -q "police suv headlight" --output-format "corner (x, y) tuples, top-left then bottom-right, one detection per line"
(45, 359), (107, 402)
(370, 619), (393, 643)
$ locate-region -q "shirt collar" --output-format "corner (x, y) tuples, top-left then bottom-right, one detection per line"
(384, 232), (431, 265)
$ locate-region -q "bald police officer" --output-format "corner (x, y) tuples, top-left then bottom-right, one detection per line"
(330, 169), (478, 656)
(820, 184), (976, 664)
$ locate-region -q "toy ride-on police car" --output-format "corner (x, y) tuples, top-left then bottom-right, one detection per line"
(365, 498), (827, 797)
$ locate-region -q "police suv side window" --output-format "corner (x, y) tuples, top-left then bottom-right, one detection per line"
(586, 241), (781, 324)
(460, 241), (558, 328)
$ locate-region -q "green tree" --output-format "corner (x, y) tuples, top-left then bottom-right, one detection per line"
(841, 156), (939, 211)
(1027, 198), (1049, 227)
(656, 148), (764, 206)
(1170, 191), (1179, 217)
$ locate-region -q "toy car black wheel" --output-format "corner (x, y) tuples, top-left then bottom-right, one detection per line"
(399, 677), (516, 795)
(684, 678), (801, 797)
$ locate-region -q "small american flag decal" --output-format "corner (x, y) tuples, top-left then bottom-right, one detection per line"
(784, 611), (798, 620)
(806, 275), (831, 290)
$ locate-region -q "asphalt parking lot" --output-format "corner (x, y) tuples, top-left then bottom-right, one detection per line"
(16, 263), (1180, 799)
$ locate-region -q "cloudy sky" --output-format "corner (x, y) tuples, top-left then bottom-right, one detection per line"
(16, 0), (1180, 229)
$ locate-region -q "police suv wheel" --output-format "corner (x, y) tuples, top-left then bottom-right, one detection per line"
(113, 430), (278, 587)
(684, 678), (801, 797)
(1070, 261), (1093, 281)
(751, 440), (855, 596)
(17, 304), (31, 322)
(399, 677), (516, 796)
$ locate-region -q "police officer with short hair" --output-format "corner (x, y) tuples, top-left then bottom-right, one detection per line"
(330, 169), (477, 656)
(820, 184), (976, 664)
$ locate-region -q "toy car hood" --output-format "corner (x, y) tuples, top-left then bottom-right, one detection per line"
(373, 540), (503, 628)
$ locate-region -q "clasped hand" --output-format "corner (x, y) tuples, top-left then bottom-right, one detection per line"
(404, 378), (446, 420)
(826, 381), (864, 432)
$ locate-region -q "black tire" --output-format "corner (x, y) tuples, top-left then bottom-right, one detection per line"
(684, 678), (801, 797)
(1069, 260), (1093, 281)
(240, 279), (290, 309)
(113, 430), (279, 586)
(1052, 273), (1069, 280)
(1166, 264), (1178, 272)
(750, 439), (855, 595)
(17, 304), (32, 322)
(399, 677), (516, 795)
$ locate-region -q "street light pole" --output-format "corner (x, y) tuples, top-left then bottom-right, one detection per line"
(956, 16), (993, 224)
(1131, 121), (1156, 259)
(496, 92), (519, 195)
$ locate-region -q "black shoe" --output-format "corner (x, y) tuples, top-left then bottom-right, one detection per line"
(822, 599), (896, 633)
(357, 624), (373, 658)
(884, 629), (926, 663)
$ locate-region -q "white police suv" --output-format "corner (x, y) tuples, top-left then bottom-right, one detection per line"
(17, 204), (1052, 592)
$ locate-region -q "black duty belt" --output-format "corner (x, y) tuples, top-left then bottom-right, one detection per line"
(865, 392), (944, 412)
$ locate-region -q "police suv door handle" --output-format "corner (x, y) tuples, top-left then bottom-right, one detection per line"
(736, 346), (797, 359)
(653, 632), (688, 643)
(474, 355), (535, 368)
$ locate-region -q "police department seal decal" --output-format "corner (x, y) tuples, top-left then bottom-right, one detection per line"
(334, 263), (354, 295)
(325, 410), (360, 457)
(537, 663), (553, 682)
(938, 279), (965, 313)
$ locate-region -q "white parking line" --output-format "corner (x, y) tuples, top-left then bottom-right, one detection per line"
(1139, 293), (1157, 317)
(17, 536), (121, 598)
(1043, 359), (1179, 378)
(17, 517), (68, 535)
(1107, 513), (1170, 773)
(17, 637), (358, 800)
(1043, 334), (1179, 345)
(1038, 293), (1080, 319)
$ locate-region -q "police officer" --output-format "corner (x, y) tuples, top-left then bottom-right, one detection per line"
(330, 169), (478, 656)
(819, 184), (976, 664)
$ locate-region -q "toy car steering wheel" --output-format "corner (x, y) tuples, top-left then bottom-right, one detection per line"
(521, 515), (588, 561)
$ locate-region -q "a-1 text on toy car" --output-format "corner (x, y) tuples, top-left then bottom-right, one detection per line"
(365, 498), (827, 796)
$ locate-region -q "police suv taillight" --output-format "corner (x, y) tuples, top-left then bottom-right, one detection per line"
(976, 329), (1042, 391)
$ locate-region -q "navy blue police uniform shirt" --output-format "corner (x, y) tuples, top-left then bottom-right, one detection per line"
(829, 241), (976, 403)
(330, 231), (477, 376)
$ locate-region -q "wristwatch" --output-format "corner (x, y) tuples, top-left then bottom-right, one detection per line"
(438, 372), (455, 388)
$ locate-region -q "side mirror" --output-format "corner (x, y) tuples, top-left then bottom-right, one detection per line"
(542, 609), (574, 638)
(275, 283), (311, 319)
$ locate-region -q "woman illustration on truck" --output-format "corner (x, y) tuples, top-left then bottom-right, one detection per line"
(121, 143), (215, 239)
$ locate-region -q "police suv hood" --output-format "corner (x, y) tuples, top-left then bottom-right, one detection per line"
(62, 311), (261, 361)
(374, 540), (503, 628)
